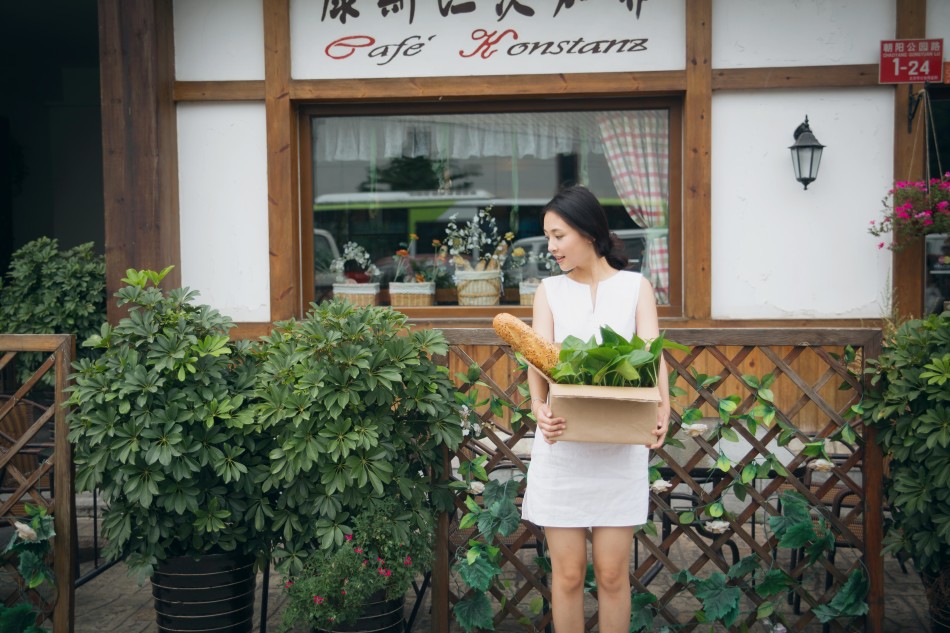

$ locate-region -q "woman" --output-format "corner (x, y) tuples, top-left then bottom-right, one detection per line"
(521, 185), (670, 633)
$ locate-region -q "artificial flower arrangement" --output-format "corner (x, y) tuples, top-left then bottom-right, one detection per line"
(331, 241), (382, 306)
(869, 172), (950, 251)
(444, 207), (514, 305)
(390, 234), (438, 307)
(330, 241), (381, 282)
(444, 206), (514, 273)
(280, 498), (433, 631)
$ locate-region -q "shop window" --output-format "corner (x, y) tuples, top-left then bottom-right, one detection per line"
(925, 88), (950, 315)
(305, 103), (681, 311)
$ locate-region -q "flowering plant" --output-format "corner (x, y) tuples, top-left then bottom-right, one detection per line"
(280, 498), (433, 630)
(444, 207), (514, 270)
(869, 173), (950, 251)
(392, 234), (420, 283)
(330, 242), (381, 282)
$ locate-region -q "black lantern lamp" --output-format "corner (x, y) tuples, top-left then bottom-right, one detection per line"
(789, 116), (825, 190)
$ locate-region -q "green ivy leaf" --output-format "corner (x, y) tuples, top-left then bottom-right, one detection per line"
(453, 592), (495, 632)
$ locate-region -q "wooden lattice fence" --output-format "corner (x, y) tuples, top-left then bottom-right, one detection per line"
(430, 328), (884, 633)
(0, 334), (75, 633)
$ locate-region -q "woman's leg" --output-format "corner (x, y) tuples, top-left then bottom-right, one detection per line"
(544, 527), (589, 633)
(591, 526), (634, 633)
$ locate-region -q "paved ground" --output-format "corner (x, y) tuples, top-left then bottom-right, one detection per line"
(68, 524), (930, 632)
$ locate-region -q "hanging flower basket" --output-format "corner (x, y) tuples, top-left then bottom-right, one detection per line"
(455, 270), (502, 306)
(869, 173), (950, 251)
(388, 281), (435, 307)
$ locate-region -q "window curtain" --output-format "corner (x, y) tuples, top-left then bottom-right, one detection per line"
(316, 113), (606, 161)
(596, 111), (670, 304)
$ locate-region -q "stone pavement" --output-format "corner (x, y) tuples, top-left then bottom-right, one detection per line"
(70, 540), (930, 632)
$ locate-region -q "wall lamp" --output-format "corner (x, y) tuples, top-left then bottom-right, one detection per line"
(789, 116), (825, 190)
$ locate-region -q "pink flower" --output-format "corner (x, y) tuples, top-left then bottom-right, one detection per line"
(403, 556), (412, 566)
(878, 242), (885, 249)
(363, 559), (369, 566)
(313, 595), (324, 604)
(377, 557), (384, 563)
(378, 567), (392, 577)
(354, 547), (363, 554)
(341, 589), (347, 595)
(284, 581), (293, 589)
(345, 534), (353, 541)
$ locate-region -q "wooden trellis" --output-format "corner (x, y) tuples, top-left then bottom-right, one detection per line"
(431, 328), (884, 633)
(0, 335), (75, 633)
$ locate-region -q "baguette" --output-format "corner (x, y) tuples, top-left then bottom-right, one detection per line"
(492, 313), (560, 376)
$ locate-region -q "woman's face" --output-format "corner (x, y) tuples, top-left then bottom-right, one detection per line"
(543, 211), (596, 272)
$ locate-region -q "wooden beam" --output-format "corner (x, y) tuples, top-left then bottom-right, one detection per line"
(712, 64), (879, 91)
(891, 0), (927, 320)
(98, 0), (181, 322)
(683, 0), (712, 319)
(52, 336), (75, 633)
(263, 0), (300, 321)
(174, 80), (266, 101)
(290, 71), (686, 101)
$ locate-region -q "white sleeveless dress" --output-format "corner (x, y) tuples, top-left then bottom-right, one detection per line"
(520, 270), (650, 527)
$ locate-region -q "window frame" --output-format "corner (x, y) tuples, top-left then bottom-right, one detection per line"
(299, 96), (683, 318)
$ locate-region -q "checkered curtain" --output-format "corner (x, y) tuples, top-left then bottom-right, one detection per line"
(596, 111), (670, 304)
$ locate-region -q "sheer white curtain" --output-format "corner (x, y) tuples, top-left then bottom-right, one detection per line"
(596, 111), (670, 303)
(315, 112), (607, 161)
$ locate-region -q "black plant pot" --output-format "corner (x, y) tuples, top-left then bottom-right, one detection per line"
(312, 589), (404, 633)
(922, 568), (950, 633)
(151, 552), (256, 633)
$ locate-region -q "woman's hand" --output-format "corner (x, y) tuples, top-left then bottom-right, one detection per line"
(532, 401), (566, 444)
(649, 404), (670, 450)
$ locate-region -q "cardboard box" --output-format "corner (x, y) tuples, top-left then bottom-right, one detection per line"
(531, 364), (661, 445)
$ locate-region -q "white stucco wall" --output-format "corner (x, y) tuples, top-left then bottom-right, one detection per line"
(174, 0), (264, 81)
(928, 0), (950, 41)
(177, 103), (270, 322)
(710, 89), (894, 319)
(712, 0), (896, 68)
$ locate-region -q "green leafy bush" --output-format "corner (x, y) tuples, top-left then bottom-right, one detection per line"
(66, 268), (272, 579)
(252, 300), (463, 576)
(864, 310), (950, 617)
(0, 237), (105, 387)
(0, 504), (55, 633)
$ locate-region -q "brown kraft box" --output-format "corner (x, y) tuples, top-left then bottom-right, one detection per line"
(529, 363), (661, 445)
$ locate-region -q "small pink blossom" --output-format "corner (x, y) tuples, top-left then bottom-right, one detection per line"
(313, 595), (324, 604)
(878, 242), (885, 249)
(341, 589), (347, 595)
(284, 581), (293, 589)
(378, 567), (392, 577)
(345, 534), (353, 541)
(354, 547), (363, 554)
(404, 556), (412, 566)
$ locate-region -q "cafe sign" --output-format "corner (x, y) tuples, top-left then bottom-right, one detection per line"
(290, 0), (686, 80)
(879, 38), (944, 84)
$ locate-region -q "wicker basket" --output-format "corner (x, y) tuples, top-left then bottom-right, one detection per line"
(388, 281), (435, 307)
(455, 270), (502, 306)
(332, 283), (380, 307)
(519, 281), (539, 306)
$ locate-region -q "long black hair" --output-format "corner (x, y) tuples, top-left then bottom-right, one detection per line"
(542, 185), (628, 270)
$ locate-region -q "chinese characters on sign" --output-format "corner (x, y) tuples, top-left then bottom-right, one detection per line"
(295, 0), (682, 80)
(879, 39), (944, 84)
(322, 0), (649, 24)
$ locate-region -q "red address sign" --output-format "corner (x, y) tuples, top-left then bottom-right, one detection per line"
(879, 38), (944, 83)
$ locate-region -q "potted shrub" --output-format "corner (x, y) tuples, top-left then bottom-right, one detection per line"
(280, 497), (433, 633)
(864, 310), (950, 631)
(0, 237), (105, 392)
(66, 268), (272, 632)
(250, 300), (464, 628)
(330, 242), (382, 306)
